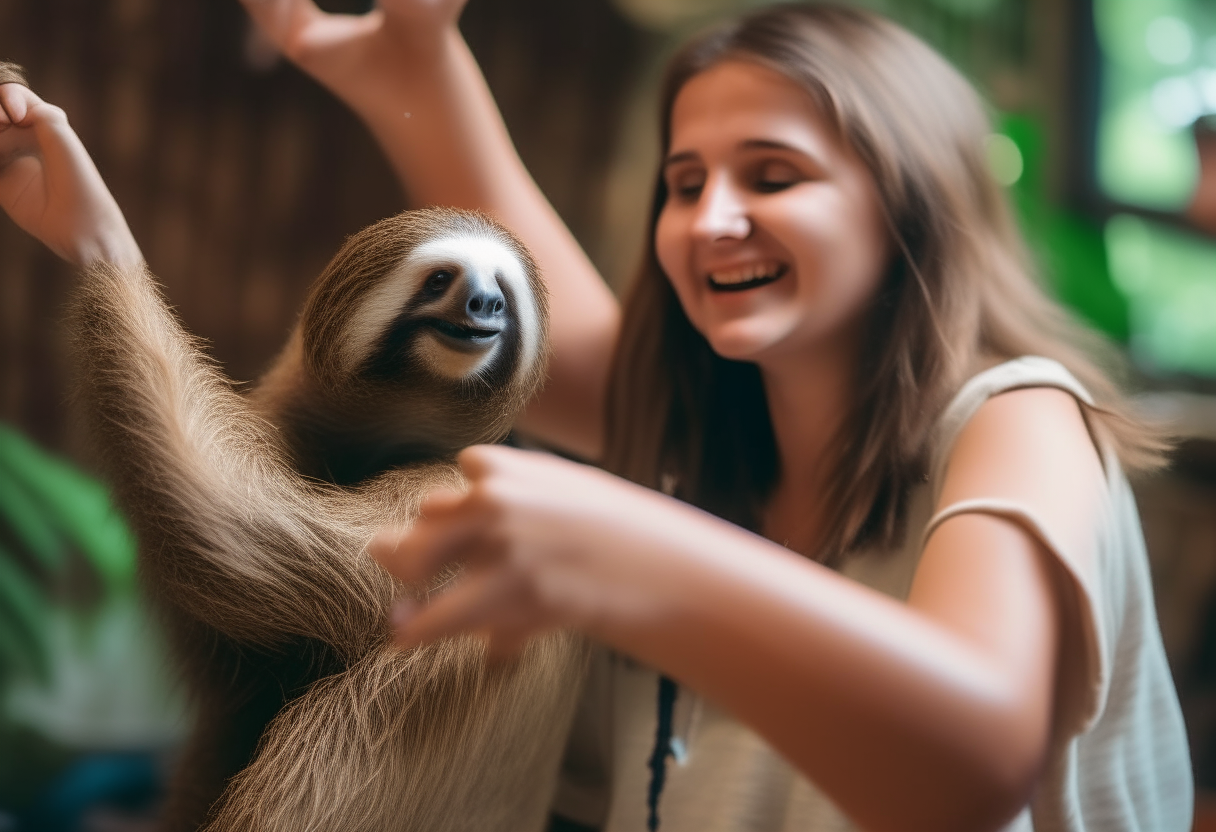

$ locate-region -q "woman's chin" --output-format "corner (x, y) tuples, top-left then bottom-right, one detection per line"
(703, 329), (784, 364)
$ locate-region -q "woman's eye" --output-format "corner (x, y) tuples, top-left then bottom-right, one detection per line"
(666, 170), (705, 201)
(753, 162), (802, 193)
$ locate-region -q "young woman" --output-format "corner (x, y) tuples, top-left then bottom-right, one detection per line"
(2, 2), (1192, 829)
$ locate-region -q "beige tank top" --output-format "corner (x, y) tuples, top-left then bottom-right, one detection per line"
(551, 357), (1192, 832)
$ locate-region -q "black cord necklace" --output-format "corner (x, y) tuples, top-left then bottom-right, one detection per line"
(645, 675), (679, 831)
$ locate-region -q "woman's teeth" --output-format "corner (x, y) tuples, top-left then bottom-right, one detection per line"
(707, 263), (786, 292)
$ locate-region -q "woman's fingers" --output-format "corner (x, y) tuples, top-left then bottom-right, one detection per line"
(0, 83), (40, 132)
(0, 87), (52, 246)
(238, 0), (323, 52)
(0, 85), (24, 128)
(454, 443), (513, 481)
(238, 0), (383, 76)
(370, 487), (495, 584)
(376, 0), (470, 30)
(0, 85), (90, 197)
(0, 64), (27, 127)
(0, 81), (141, 266)
(484, 627), (531, 665)
(374, 447), (607, 657)
(390, 564), (536, 650)
(456, 444), (561, 496)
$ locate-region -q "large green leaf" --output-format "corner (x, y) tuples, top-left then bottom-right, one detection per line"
(0, 425), (136, 591)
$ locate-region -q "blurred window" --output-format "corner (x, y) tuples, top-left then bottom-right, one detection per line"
(1094, 0), (1216, 379)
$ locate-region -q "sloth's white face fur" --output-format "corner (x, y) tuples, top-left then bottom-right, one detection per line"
(341, 234), (542, 384)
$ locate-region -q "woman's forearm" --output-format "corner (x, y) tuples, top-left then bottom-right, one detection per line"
(575, 494), (1052, 832)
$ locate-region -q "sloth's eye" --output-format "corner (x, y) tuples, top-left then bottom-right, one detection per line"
(423, 270), (454, 296)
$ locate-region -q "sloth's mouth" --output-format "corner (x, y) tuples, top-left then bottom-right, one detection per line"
(426, 319), (502, 343)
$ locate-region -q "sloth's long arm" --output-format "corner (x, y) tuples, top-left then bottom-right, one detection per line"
(0, 77), (392, 656)
(71, 261), (395, 657)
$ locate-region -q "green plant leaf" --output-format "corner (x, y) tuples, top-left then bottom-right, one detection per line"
(0, 541), (53, 681)
(0, 424), (136, 590)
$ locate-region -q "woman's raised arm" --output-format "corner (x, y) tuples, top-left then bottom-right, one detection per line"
(238, 0), (621, 459)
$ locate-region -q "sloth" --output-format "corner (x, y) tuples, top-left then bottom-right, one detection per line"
(68, 206), (588, 832)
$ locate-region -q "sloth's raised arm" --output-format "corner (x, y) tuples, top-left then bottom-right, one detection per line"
(70, 260), (417, 658)
(0, 76), (401, 658)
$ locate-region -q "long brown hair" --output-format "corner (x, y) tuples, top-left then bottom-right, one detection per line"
(604, 2), (1164, 565)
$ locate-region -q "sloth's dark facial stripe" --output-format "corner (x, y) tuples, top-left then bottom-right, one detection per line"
(366, 313), (426, 381)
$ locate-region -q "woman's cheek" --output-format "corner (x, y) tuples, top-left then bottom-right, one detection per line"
(654, 206), (684, 280)
(654, 212), (699, 317)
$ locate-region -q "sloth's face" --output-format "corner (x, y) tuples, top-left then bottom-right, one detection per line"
(287, 209), (547, 480)
(345, 234), (542, 388)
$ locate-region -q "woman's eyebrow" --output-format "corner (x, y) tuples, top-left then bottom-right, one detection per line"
(664, 139), (823, 168)
(739, 138), (799, 152)
(740, 138), (829, 171)
(663, 150), (699, 168)
(739, 138), (825, 161)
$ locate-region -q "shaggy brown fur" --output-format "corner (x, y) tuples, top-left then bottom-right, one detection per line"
(0, 61), (26, 87)
(70, 208), (587, 831)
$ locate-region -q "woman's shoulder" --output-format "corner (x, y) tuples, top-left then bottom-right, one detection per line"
(929, 356), (1099, 489)
(930, 364), (1107, 563)
(938, 355), (1093, 432)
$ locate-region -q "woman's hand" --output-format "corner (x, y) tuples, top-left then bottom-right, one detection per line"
(0, 82), (140, 266)
(238, 0), (469, 114)
(371, 445), (693, 660)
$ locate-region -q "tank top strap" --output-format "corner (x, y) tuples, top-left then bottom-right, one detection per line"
(928, 356), (1095, 502)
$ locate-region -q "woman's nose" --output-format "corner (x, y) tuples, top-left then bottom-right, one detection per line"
(691, 176), (751, 241)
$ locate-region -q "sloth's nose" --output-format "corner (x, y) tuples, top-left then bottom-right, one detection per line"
(466, 284), (505, 322)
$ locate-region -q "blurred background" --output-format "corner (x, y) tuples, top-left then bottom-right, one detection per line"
(0, 0), (1214, 828)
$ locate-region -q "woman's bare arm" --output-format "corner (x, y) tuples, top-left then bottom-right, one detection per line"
(239, 0), (620, 459)
(371, 388), (1104, 832)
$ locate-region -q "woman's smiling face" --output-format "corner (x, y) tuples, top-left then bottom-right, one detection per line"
(655, 60), (892, 369)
